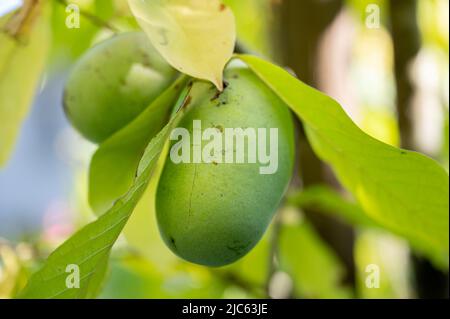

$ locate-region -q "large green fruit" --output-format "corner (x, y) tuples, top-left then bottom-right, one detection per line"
(63, 32), (177, 143)
(156, 64), (295, 267)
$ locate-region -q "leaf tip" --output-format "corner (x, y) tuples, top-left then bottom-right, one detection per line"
(213, 76), (224, 91)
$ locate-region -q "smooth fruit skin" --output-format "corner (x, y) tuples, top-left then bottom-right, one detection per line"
(64, 32), (177, 143)
(156, 65), (295, 267)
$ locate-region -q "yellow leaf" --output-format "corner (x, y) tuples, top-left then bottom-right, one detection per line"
(0, 2), (51, 166)
(128, 0), (236, 90)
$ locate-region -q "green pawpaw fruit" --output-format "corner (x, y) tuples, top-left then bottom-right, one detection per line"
(156, 64), (295, 266)
(63, 32), (177, 143)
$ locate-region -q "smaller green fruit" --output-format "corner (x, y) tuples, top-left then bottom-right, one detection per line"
(63, 32), (177, 143)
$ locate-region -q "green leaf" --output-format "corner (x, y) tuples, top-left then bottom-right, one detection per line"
(89, 76), (188, 214)
(279, 222), (352, 299)
(18, 85), (193, 299)
(127, 0), (236, 90)
(238, 54), (449, 268)
(19, 126), (167, 298)
(0, 4), (51, 166)
(287, 185), (379, 228)
(122, 151), (179, 268)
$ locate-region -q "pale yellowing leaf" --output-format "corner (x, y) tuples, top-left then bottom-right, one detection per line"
(0, 3), (51, 166)
(128, 0), (236, 90)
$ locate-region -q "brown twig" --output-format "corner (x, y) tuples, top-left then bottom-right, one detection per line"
(2, 0), (42, 41)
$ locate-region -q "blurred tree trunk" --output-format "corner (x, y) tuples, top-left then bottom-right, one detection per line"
(271, 0), (356, 288)
(389, 0), (420, 151)
(388, 0), (449, 298)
